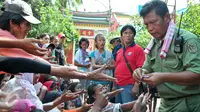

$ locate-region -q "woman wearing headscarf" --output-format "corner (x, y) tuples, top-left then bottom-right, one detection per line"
(1, 72), (81, 111)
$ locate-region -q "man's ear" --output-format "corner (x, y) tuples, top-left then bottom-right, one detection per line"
(164, 12), (171, 23)
(10, 20), (20, 29)
(9, 20), (15, 28)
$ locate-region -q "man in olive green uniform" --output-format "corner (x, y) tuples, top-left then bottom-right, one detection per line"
(133, 1), (200, 112)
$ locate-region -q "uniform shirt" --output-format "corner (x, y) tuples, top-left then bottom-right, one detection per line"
(143, 29), (200, 99)
(115, 43), (145, 86)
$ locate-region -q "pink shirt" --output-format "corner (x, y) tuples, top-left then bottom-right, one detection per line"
(0, 29), (36, 59)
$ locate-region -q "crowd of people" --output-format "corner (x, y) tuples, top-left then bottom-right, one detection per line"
(1, 0), (200, 112)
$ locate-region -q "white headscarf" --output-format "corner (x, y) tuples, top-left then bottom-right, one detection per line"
(1, 73), (43, 110)
(15, 72), (34, 84)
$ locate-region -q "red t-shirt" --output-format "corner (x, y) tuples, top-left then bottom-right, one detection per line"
(115, 44), (145, 86)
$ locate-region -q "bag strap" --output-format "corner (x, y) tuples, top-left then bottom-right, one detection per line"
(123, 47), (145, 93)
(123, 47), (133, 74)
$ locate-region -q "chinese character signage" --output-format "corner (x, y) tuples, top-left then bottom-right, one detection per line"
(79, 29), (94, 36)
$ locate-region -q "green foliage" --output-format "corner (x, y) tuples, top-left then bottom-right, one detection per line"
(59, 0), (83, 9)
(176, 2), (200, 37)
(106, 30), (120, 51)
(28, 0), (79, 43)
(131, 15), (151, 48)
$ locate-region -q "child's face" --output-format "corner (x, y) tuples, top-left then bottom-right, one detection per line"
(81, 41), (88, 50)
(96, 36), (105, 49)
(67, 101), (76, 109)
(42, 35), (50, 44)
(75, 84), (82, 92)
(53, 37), (59, 47)
(57, 102), (64, 111)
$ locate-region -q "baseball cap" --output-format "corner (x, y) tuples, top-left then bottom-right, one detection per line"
(57, 33), (66, 39)
(2, 0), (41, 24)
(110, 37), (121, 44)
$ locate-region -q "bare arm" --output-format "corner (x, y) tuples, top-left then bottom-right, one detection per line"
(161, 71), (200, 85)
(50, 66), (88, 79)
(0, 38), (47, 56)
(37, 86), (47, 101)
(143, 71), (200, 86)
(43, 92), (80, 111)
(43, 97), (63, 111)
(121, 101), (135, 112)
(0, 38), (20, 48)
(106, 59), (115, 69)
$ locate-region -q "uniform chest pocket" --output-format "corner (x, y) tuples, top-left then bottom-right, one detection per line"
(162, 56), (179, 68)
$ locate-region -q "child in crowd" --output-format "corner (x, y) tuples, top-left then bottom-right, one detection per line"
(36, 33), (50, 48)
(42, 43), (56, 63)
(74, 37), (91, 89)
(68, 82), (83, 108)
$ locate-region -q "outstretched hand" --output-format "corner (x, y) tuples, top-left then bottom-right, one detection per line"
(132, 92), (151, 112)
(107, 88), (124, 99)
(60, 90), (87, 102)
(19, 38), (47, 56)
(87, 65), (117, 82)
(80, 99), (93, 112)
(60, 92), (79, 102)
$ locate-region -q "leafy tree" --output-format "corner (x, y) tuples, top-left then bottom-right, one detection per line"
(176, 2), (200, 37)
(58, 0), (83, 9)
(131, 15), (151, 48)
(28, 1), (79, 43)
(23, 0), (83, 9)
(106, 30), (120, 51)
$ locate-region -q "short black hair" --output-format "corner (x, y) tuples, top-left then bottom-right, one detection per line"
(140, 0), (169, 18)
(0, 11), (25, 31)
(79, 37), (89, 48)
(37, 33), (49, 39)
(68, 82), (79, 92)
(50, 35), (56, 43)
(120, 24), (136, 36)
